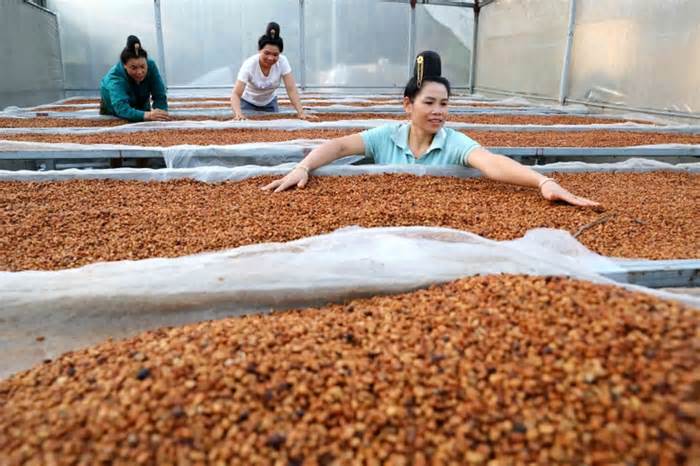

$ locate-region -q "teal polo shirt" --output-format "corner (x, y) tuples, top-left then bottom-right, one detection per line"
(360, 123), (481, 166)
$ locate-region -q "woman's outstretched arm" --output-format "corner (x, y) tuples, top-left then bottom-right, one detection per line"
(467, 147), (599, 207)
(262, 133), (365, 192)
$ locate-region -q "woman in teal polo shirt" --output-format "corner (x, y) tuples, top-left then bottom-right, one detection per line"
(263, 51), (597, 207)
(99, 35), (169, 122)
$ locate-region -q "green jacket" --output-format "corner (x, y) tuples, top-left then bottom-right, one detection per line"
(99, 59), (167, 122)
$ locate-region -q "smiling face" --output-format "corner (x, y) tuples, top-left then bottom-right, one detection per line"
(124, 57), (148, 83)
(259, 45), (281, 69)
(403, 81), (449, 134)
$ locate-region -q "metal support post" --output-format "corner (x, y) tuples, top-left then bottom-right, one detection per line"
(153, 0), (167, 85)
(299, 0), (306, 90)
(559, 0), (577, 105)
(408, 1), (417, 74)
(469, 4), (479, 94)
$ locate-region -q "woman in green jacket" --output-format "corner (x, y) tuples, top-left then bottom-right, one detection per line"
(99, 36), (169, 122)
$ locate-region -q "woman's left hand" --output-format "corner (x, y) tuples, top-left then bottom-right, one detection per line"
(298, 112), (319, 121)
(541, 180), (600, 207)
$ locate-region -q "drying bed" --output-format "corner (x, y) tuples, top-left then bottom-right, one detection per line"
(30, 106), (98, 113)
(30, 102), (520, 113)
(247, 113), (647, 126)
(0, 113), (649, 129)
(1, 275), (696, 465)
(54, 98), (520, 107)
(1, 172), (697, 271)
(295, 101), (519, 108)
(60, 97), (408, 105)
(3, 128), (699, 147)
(0, 118), (124, 129)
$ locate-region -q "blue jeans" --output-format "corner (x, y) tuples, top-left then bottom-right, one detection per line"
(240, 96), (279, 112)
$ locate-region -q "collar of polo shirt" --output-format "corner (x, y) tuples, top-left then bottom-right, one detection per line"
(391, 123), (447, 158)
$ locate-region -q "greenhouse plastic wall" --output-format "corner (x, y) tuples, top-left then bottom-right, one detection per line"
(38, 0), (476, 90)
(475, 0), (570, 97)
(303, 0), (410, 87)
(568, 0), (700, 114)
(46, 0), (158, 92)
(415, 5), (473, 87)
(160, 0), (300, 87)
(0, 0), (64, 108)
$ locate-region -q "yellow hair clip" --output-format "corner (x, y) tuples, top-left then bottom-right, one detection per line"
(271, 29), (276, 38)
(416, 56), (424, 88)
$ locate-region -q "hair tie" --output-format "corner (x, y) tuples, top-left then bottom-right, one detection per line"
(416, 56), (424, 88)
(270, 29), (276, 38)
(134, 43), (140, 57)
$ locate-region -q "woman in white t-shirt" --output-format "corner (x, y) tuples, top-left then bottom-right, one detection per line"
(230, 22), (314, 120)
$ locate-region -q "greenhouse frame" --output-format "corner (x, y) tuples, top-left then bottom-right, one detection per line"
(0, 1), (698, 464)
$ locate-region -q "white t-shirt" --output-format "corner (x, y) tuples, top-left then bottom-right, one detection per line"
(237, 54), (292, 106)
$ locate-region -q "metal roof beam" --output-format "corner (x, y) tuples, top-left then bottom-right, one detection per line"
(381, 0), (477, 8)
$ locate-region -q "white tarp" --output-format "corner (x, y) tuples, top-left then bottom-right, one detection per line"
(0, 143), (700, 174)
(2, 225), (697, 380)
(0, 157), (698, 181)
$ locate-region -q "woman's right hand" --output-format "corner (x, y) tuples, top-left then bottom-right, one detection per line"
(145, 109), (170, 121)
(262, 166), (310, 192)
(233, 112), (247, 121)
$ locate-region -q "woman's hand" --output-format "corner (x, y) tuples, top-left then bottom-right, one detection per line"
(298, 112), (319, 121)
(262, 166), (310, 193)
(262, 135), (364, 193)
(540, 179), (600, 207)
(145, 109), (170, 121)
(230, 81), (247, 121)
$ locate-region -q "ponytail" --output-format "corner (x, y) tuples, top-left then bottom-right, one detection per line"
(258, 22), (284, 53)
(120, 35), (148, 64)
(404, 51), (451, 101)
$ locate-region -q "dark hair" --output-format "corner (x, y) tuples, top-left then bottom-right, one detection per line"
(403, 50), (451, 101)
(403, 76), (451, 101)
(258, 22), (284, 53)
(120, 35), (147, 64)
